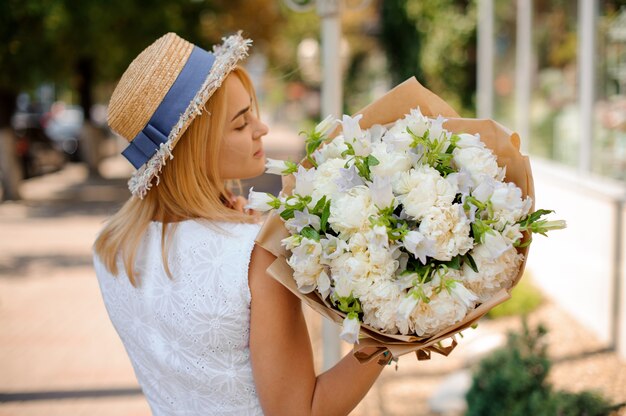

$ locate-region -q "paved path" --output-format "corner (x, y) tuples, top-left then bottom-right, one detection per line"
(1, 125), (625, 415)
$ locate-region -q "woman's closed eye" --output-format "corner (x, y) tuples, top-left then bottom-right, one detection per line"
(235, 121), (248, 131)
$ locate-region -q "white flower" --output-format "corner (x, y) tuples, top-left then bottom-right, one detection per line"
(369, 141), (413, 179)
(285, 208), (321, 233)
(311, 158), (345, 202)
(317, 270), (331, 299)
(265, 158), (296, 175)
(287, 237), (323, 294)
(397, 293), (420, 321)
(315, 114), (338, 137)
(395, 165), (456, 220)
(335, 164), (365, 193)
(328, 186), (377, 237)
(403, 230), (436, 264)
(491, 181), (524, 211)
(403, 107), (430, 137)
(462, 245), (524, 302)
(368, 175), (395, 210)
(340, 114), (371, 157)
(294, 165), (316, 197)
(418, 205), (473, 261)
(382, 129), (413, 152)
(341, 114), (365, 141)
(320, 235), (349, 264)
(446, 169), (473, 196)
(453, 146), (499, 184)
(449, 281), (479, 308)
(245, 188), (276, 212)
(429, 115), (448, 140)
(314, 136), (349, 164)
(455, 133), (484, 149)
(481, 230), (512, 259)
(281, 234), (302, 250)
(360, 279), (402, 333)
(472, 179), (495, 203)
(340, 314), (361, 344)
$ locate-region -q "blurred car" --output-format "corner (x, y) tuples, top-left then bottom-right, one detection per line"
(43, 103), (85, 161)
(11, 111), (66, 179)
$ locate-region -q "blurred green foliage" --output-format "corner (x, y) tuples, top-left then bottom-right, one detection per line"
(466, 320), (613, 416)
(487, 275), (543, 319)
(379, 0), (477, 116)
(0, 0), (283, 110)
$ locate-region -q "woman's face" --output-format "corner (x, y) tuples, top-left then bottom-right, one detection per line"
(218, 73), (268, 180)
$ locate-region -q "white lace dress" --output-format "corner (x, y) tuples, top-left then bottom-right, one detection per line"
(93, 220), (264, 415)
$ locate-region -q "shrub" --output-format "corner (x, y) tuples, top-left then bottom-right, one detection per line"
(466, 320), (613, 416)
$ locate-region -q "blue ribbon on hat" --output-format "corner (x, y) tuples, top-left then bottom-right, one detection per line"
(122, 46), (216, 169)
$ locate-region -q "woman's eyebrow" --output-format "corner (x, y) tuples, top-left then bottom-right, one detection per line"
(230, 106), (250, 122)
(230, 98), (253, 122)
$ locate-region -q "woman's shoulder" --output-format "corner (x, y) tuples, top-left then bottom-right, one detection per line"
(155, 219), (262, 242)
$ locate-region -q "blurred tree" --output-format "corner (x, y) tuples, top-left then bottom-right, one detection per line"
(378, 0), (477, 116)
(0, 0), (282, 192)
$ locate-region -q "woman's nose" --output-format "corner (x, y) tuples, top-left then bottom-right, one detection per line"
(253, 118), (269, 139)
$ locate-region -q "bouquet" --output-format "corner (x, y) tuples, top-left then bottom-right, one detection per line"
(249, 78), (565, 362)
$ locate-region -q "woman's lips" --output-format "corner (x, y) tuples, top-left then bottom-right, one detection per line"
(253, 149), (264, 158)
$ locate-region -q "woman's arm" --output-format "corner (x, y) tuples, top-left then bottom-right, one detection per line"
(249, 245), (385, 416)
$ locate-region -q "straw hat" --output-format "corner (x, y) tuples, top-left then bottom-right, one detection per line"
(108, 32), (252, 198)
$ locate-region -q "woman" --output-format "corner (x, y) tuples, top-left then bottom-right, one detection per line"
(93, 32), (389, 416)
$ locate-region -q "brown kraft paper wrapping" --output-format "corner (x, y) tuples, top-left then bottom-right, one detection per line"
(255, 77), (535, 363)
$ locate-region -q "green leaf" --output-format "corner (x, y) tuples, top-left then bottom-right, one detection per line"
(320, 200), (331, 232)
(444, 256), (461, 270)
(464, 253), (479, 273)
(366, 155), (380, 166)
(280, 208), (295, 221)
(300, 226), (320, 241)
(312, 195), (327, 214)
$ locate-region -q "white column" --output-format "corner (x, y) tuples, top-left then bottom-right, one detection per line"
(477, 0), (494, 119)
(515, 0), (532, 154)
(318, 0), (343, 371)
(578, 0), (597, 173)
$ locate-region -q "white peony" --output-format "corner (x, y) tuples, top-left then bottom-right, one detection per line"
(418, 205), (474, 261)
(287, 238), (323, 293)
(360, 279), (403, 333)
(311, 158), (346, 203)
(328, 186), (377, 238)
(462, 245), (524, 302)
(453, 146), (499, 184)
(395, 165), (457, 220)
(369, 141), (413, 179)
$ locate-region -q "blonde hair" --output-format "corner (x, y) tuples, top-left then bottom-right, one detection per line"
(94, 67), (259, 286)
